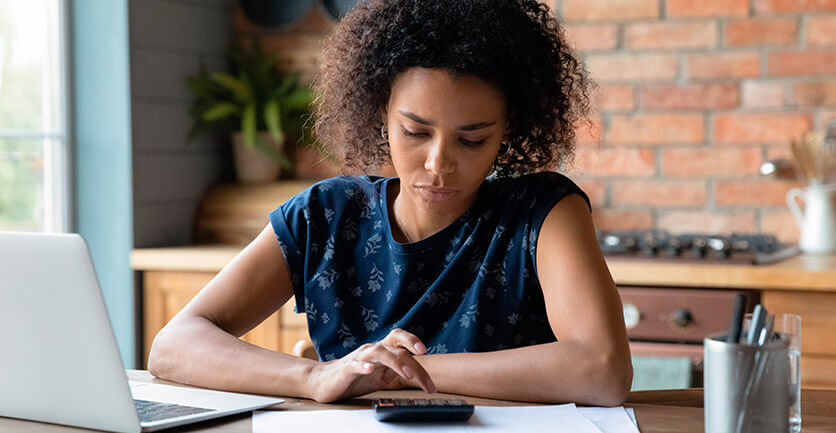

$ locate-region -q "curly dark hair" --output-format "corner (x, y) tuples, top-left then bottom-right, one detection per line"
(312, 0), (593, 177)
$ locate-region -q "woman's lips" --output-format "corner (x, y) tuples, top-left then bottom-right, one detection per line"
(413, 185), (459, 201)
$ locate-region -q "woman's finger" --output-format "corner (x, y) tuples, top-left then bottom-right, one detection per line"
(382, 328), (427, 355)
(351, 358), (375, 375)
(359, 345), (436, 393)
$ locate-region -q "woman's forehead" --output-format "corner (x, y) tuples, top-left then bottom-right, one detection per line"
(388, 67), (506, 122)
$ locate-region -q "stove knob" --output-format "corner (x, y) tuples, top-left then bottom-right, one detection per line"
(671, 309), (693, 328)
(691, 237), (707, 258)
(623, 304), (641, 330)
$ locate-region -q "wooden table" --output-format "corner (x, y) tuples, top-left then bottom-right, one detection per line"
(2, 370), (836, 432)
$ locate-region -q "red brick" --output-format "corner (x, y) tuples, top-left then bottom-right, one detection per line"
(658, 211), (757, 234)
(577, 180), (607, 207)
(769, 51), (836, 76)
(563, 0), (659, 21)
(587, 54), (679, 82)
(564, 24), (619, 52)
(597, 85), (636, 111)
(591, 209), (654, 231)
(641, 84), (740, 109)
(667, 0), (749, 17)
(608, 114), (705, 144)
(714, 113), (814, 143)
(575, 117), (602, 145)
(766, 143), (794, 160)
(688, 52), (761, 79)
(761, 209), (801, 243)
(661, 148), (762, 177)
(793, 81), (836, 106)
(715, 180), (801, 207)
(572, 148), (656, 176)
(742, 81), (787, 108)
(612, 181), (708, 207)
(807, 15), (836, 46)
(725, 18), (799, 46)
(754, 0), (836, 14)
(625, 21), (717, 49)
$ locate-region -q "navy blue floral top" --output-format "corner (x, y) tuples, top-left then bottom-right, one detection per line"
(269, 172), (589, 361)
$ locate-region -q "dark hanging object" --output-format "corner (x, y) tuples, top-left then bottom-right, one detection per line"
(319, 0), (359, 20)
(239, 0), (316, 28)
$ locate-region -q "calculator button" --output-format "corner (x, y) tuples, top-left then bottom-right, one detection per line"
(413, 399), (430, 406)
(447, 399), (465, 406)
(430, 399), (448, 406)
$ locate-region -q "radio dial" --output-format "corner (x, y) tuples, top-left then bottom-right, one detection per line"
(672, 308), (693, 328)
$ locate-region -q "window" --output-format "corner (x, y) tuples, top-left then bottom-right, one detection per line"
(0, 0), (70, 232)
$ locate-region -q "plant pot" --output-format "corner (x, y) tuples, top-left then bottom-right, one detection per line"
(232, 132), (285, 184)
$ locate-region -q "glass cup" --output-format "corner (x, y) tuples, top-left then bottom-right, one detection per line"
(743, 312), (802, 432)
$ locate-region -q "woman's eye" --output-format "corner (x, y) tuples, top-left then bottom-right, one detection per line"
(402, 127), (427, 137)
(460, 138), (487, 148)
(402, 127), (486, 147)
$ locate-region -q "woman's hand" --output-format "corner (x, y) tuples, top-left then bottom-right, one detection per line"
(305, 328), (436, 403)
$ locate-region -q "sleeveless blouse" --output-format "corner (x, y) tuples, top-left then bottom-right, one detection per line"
(269, 172), (590, 361)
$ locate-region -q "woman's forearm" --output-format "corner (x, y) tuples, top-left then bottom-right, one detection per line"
(415, 340), (632, 406)
(147, 316), (317, 398)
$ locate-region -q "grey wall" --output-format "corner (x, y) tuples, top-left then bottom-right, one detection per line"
(129, 0), (234, 248)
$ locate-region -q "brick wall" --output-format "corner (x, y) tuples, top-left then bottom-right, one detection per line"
(235, 1), (836, 242)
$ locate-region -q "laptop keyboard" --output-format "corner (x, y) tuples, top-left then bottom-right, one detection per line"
(134, 399), (215, 423)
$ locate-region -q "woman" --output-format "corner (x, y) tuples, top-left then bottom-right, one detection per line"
(148, 0), (632, 406)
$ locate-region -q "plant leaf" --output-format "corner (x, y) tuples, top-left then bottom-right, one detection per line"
(242, 102), (257, 149)
(264, 99), (284, 144)
(202, 102), (240, 121)
(185, 75), (215, 101)
(211, 72), (252, 101)
(283, 88), (314, 111)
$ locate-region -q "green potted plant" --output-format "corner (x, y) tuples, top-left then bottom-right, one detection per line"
(185, 39), (314, 183)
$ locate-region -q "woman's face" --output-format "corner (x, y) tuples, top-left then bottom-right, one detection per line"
(385, 67), (507, 216)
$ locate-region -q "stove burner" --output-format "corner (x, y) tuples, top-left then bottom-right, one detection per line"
(596, 230), (785, 264)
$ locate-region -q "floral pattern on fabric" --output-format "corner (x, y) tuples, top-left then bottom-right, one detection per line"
(268, 173), (589, 360)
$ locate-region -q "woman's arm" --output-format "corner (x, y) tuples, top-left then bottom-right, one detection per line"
(409, 194), (633, 405)
(148, 223), (435, 401)
(147, 223), (316, 396)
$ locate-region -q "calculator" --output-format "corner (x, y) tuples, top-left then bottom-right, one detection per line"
(373, 398), (474, 422)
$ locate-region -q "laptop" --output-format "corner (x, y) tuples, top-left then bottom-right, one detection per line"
(0, 231), (284, 432)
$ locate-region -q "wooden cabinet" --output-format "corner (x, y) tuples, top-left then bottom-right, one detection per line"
(140, 270), (308, 369)
(762, 290), (836, 389)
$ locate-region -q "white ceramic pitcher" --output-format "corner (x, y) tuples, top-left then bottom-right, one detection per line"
(786, 183), (836, 254)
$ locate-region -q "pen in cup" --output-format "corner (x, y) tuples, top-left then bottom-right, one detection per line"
(727, 294), (747, 344)
(737, 305), (776, 432)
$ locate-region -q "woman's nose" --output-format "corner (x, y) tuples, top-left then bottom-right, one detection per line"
(424, 138), (456, 175)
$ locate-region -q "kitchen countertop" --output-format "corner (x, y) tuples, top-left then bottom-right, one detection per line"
(131, 245), (836, 292)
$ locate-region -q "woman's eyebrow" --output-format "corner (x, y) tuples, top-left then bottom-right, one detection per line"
(397, 110), (496, 131)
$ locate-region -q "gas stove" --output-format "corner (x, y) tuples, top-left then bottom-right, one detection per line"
(596, 230), (795, 265)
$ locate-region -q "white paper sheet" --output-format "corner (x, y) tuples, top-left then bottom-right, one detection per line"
(578, 407), (640, 433)
(254, 403), (640, 433)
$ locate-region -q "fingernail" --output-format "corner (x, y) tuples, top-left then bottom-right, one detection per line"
(401, 365), (414, 378)
(363, 362), (373, 370)
(414, 342), (426, 353)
